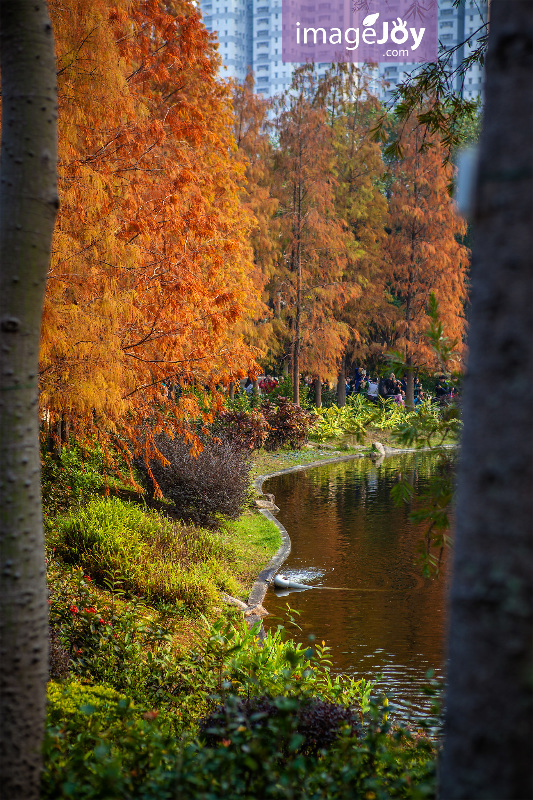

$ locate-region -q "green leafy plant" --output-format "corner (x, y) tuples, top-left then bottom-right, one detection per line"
(50, 498), (240, 610)
(43, 681), (177, 800)
(43, 570), (437, 800)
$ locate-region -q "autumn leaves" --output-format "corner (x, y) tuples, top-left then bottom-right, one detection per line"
(42, 0), (257, 443)
(236, 65), (467, 404)
(40, 0), (468, 443)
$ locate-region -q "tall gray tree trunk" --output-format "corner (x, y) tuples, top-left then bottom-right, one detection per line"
(0, 2), (58, 797)
(440, 2), (533, 798)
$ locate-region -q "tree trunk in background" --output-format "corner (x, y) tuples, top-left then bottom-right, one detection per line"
(0, 2), (58, 797)
(336, 357), (346, 407)
(314, 378), (322, 408)
(405, 363), (414, 410)
(292, 219), (302, 407)
(252, 378), (260, 407)
(440, 2), (533, 798)
(292, 352), (300, 406)
(228, 382), (234, 401)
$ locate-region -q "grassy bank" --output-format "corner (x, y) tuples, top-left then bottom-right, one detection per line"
(42, 438), (438, 799)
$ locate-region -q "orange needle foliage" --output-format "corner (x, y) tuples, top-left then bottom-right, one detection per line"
(231, 73), (276, 358)
(41, 0), (260, 450)
(273, 67), (355, 400)
(385, 121), (469, 402)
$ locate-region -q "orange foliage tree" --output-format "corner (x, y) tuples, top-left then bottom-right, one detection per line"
(231, 73), (277, 375)
(272, 66), (355, 405)
(41, 0), (259, 454)
(384, 122), (469, 406)
(323, 65), (389, 402)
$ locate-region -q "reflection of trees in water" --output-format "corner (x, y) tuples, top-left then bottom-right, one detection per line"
(265, 453), (449, 718)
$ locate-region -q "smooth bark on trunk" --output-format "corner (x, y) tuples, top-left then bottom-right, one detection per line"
(440, 3), (533, 798)
(228, 382), (234, 401)
(0, 2), (58, 797)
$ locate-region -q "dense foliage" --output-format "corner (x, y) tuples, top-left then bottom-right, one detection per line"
(43, 599), (437, 799)
(135, 432), (252, 527)
(50, 499), (240, 610)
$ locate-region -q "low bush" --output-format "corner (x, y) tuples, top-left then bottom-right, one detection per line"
(51, 497), (239, 609)
(43, 680), (177, 800)
(201, 694), (362, 756)
(43, 681), (436, 800)
(262, 398), (317, 450)
(136, 432), (252, 527)
(47, 566), (214, 720)
(43, 600), (437, 800)
(216, 408), (270, 451)
(42, 444), (106, 516)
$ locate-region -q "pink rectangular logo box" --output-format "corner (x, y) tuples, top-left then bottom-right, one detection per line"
(282, 0), (438, 63)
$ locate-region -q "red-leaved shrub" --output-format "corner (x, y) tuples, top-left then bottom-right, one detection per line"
(136, 433), (251, 528)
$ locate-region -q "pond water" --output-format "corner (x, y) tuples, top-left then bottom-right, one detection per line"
(263, 453), (451, 723)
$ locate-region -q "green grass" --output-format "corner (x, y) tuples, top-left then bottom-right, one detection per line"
(223, 512), (282, 596)
(49, 496), (284, 611)
(250, 447), (347, 478)
(50, 497), (241, 612)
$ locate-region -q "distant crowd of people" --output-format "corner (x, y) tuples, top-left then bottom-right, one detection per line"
(223, 370), (457, 406)
(350, 368), (457, 407)
(243, 375), (280, 395)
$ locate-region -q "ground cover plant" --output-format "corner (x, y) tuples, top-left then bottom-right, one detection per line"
(224, 513), (282, 586)
(43, 608), (438, 799)
(50, 497), (241, 611)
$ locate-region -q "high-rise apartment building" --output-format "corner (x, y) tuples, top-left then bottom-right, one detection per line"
(376, 0), (487, 103)
(199, 0), (488, 102)
(202, 0), (252, 83)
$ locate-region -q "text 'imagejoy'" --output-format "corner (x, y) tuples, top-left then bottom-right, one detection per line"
(282, 0), (438, 63)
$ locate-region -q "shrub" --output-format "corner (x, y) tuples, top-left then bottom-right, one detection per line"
(41, 441), (131, 517)
(43, 681), (176, 800)
(201, 695), (361, 756)
(51, 497), (239, 609)
(215, 408), (270, 451)
(262, 397), (317, 450)
(136, 432), (252, 527)
(47, 567), (216, 721)
(42, 616), (437, 799)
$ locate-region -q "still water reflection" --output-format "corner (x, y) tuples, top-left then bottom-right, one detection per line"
(263, 453), (450, 722)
